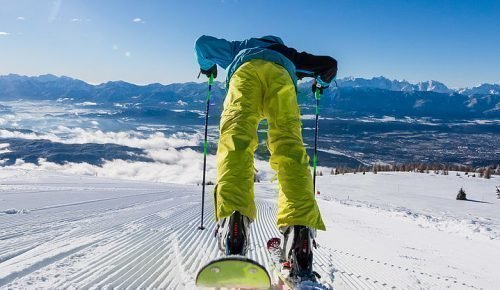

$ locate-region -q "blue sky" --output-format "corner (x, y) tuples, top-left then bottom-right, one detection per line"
(0, 0), (499, 88)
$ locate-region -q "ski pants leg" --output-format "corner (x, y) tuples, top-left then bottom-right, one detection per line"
(215, 61), (261, 222)
(215, 59), (325, 231)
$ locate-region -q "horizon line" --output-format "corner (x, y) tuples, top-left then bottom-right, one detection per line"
(1, 72), (499, 89)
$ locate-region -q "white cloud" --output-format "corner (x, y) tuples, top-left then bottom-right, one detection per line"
(0, 129), (209, 184)
(132, 18), (145, 23)
(70, 18), (91, 22)
(0, 143), (11, 154)
(0, 32), (10, 36)
(7, 153), (214, 184)
(0, 129), (59, 141)
(112, 44), (119, 50)
(75, 102), (97, 106)
(0, 126), (281, 184)
(0, 127), (200, 150)
(17, 16), (25, 20)
(3, 146), (278, 185)
(125, 51), (131, 57)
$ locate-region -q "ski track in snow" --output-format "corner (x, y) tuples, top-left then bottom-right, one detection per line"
(0, 170), (498, 289)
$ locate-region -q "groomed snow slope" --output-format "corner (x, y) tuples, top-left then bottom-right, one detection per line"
(0, 169), (499, 289)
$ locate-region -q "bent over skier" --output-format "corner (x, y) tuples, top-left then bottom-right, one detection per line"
(195, 35), (337, 280)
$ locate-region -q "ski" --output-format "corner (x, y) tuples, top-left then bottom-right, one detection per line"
(195, 255), (271, 289)
(267, 238), (331, 290)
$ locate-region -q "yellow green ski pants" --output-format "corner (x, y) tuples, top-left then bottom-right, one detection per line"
(215, 59), (325, 231)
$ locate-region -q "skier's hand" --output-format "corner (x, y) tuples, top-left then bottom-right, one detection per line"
(312, 79), (328, 95)
(200, 64), (217, 79)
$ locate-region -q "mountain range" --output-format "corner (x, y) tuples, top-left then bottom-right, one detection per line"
(336, 76), (500, 95)
(0, 74), (499, 118)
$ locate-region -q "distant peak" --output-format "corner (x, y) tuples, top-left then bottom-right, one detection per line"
(37, 74), (59, 80)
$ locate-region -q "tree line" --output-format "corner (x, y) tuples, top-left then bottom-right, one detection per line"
(322, 163), (499, 179)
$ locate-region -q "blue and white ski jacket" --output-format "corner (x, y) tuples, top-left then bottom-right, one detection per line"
(194, 35), (337, 89)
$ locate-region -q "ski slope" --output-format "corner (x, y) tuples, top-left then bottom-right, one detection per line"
(1, 168), (499, 289)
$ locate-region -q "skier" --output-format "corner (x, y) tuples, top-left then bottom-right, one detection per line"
(195, 35), (337, 279)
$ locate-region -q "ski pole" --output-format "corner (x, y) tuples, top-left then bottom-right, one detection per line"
(313, 87), (321, 194)
(199, 73), (214, 230)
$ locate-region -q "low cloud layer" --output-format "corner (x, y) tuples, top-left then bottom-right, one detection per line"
(3, 148), (279, 185)
(0, 127), (200, 150)
(0, 130), (329, 186)
(0, 127), (283, 184)
(0, 99), (327, 185)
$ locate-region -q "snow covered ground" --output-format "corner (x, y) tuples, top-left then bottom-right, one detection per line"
(0, 168), (499, 289)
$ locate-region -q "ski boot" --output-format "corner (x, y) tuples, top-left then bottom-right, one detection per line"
(215, 211), (251, 256)
(282, 225), (319, 281)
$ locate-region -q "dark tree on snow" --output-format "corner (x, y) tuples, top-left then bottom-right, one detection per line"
(456, 188), (467, 200)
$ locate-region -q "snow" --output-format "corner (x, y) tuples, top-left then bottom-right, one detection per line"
(317, 172), (500, 240)
(0, 168), (499, 289)
(300, 115), (335, 121)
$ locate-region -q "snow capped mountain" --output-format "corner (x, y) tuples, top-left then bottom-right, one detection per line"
(338, 76), (454, 93)
(338, 76), (416, 92)
(337, 76), (499, 95)
(458, 83), (500, 95)
(416, 80), (452, 94)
